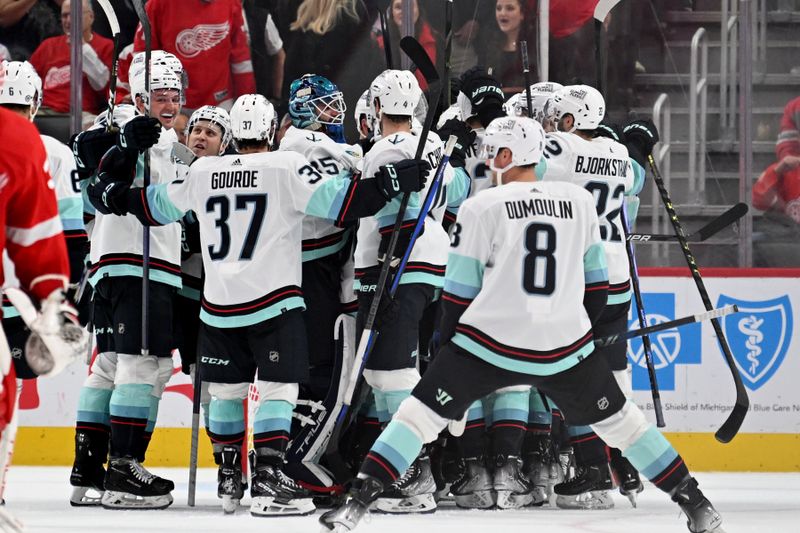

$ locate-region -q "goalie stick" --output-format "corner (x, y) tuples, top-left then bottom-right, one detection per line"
(648, 155), (748, 443)
(627, 202), (748, 243)
(324, 36), (445, 467)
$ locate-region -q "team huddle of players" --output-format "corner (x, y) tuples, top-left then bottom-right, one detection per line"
(0, 52), (723, 533)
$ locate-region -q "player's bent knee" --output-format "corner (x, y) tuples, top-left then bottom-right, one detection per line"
(85, 352), (118, 388)
(590, 401), (649, 451)
(152, 358), (174, 399)
(363, 367), (421, 392)
(208, 381), (249, 401)
(394, 396), (449, 443)
(114, 353), (159, 387)
(257, 381), (299, 406)
(613, 368), (633, 399)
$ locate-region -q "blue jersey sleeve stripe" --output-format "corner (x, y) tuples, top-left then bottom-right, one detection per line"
(629, 159), (646, 196)
(444, 253), (484, 297)
(146, 184), (185, 225)
(305, 171), (351, 220)
(583, 242), (608, 284)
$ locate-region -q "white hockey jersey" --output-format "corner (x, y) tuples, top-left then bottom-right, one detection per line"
(355, 130), (456, 288)
(445, 181), (608, 375)
(278, 126), (362, 262)
(141, 150), (363, 328)
(87, 125), (183, 288)
(539, 132), (645, 305)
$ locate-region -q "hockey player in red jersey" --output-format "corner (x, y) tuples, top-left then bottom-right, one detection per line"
(132, 0), (256, 111)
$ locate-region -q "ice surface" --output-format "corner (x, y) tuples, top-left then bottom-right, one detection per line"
(3, 468), (797, 532)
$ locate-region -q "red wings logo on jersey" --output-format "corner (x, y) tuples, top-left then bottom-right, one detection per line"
(44, 65), (71, 89)
(176, 22), (230, 58)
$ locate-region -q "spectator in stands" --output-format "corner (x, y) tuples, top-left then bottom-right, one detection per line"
(548, 0), (595, 85)
(375, 0), (438, 91)
(478, 0), (532, 96)
(132, 0), (256, 112)
(274, 0), (382, 140)
(0, 0), (62, 60)
(754, 95), (800, 223)
(241, 0), (285, 101)
(29, 0), (113, 115)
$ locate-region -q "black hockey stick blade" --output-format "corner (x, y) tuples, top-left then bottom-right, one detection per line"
(400, 36), (440, 85)
(691, 202), (748, 241)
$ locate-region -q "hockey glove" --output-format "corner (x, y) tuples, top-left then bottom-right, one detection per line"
(374, 159), (431, 200)
(70, 128), (116, 179)
(623, 119), (660, 167)
(87, 146), (137, 216)
(437, 118), (476, 169)
(595, 121), (624, 143)
(117, 115), (161, 154)
(458, 67), (505, 128)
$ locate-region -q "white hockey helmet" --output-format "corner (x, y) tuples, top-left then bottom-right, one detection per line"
(188, 105), (232, 155)
(369, 69), (422, 120)
(504, 82), (563, 122)
(480, 116), (546, 183)
(230, 94), (277, 144)
(550, 84), (605, 131)
(353, 89), (375, 138)
(129, 63), (183, 110)
(130, 50), (187, 90)
(0, 61), (42, 117)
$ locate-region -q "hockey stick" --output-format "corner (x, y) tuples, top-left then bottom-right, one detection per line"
(377, 0), (393, 69)
(95, 0), (121, 131)
(627, 202), (748, 243)
(621, 205), (665, 427)
(132, 0), (152, 358)
(520, 41), (534, 116)
(594, 305), (738, 348)
(593, 0), (622, 94)
(443, 0), (453, 107)
(187, 365), (201, 506)
(647, 155), (748, 443)
(324, 36), (443, 461)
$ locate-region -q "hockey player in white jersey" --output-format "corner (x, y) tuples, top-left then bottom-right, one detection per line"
(537, 84), (649, 509)
(70, 62), (183, 510)
(321, 116), (723, 533)
(87, 102), (430, 516)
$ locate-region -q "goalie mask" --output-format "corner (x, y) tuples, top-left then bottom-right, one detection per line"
(0, 61), (42, 119)
(230, 94), (277, 145)
(289, 74), (346, 142)
(188, 105), (232, 155)
(480, 116), (545, 185)
(550, 84), (605, 132)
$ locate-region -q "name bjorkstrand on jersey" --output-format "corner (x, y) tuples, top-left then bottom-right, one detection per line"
(574, 155), (629, 177)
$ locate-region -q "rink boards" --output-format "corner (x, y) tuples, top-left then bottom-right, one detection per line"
(13, 268), (800, 471)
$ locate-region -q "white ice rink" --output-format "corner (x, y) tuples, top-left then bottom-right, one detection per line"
(2, 468), (797, 532)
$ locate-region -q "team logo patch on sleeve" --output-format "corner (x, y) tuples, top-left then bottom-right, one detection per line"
(717, 294), (792, 391)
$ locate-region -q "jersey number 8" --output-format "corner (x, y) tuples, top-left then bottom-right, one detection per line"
(523, 223), (556, 295)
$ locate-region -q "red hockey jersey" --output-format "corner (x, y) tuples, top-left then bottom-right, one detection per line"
(777, 96), (800, 160)
(132, 0), (255, 110)
(0, 108), (69, 304)
(29, 33), (114, 114)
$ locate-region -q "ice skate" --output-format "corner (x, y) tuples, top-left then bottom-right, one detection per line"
(554, 464), (614, 510)
(372, 456), (437, 514)
(101, 458), (174, 510)
(69, 430), (107, 506)
(319, 476), (384, 532)
(249, 463), (315, 516)
(671, 477), (725, 533)
(217, 445), (243, 514)
(523, 434), (558, 506)
(493, 455), (533, 509)
(612, 455), (644, 508)
(450, 457), (494, 509)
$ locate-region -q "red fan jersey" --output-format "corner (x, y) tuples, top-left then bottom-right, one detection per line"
(752, 162), (800, 223)
(777, 96), (800, 160)
(29, 33), (114, 114)
(0, 108), (69, 305)
(132, 0), (255, 110)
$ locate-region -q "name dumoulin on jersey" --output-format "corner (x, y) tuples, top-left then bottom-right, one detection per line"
(355, 130), (470, 289)
(134, 150), (370, 328)
(278, 125), (362, 262)
(539, 132), (645, 305)
(444, 181), (608, 375)
(88, 126), (183, 289)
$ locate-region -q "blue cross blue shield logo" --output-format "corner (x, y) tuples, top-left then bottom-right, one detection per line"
(627, 293), (702, 391)
(717, 294), (792, 391)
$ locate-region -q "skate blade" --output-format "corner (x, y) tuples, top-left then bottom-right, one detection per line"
(69, 486), (104, 507)
(555, 490), (614, 510)
(101, 490), (173, 510)
(221, 495), (240, 514)
(529, 486), (549, 507)
(371, 493), (437, 514)
(453, 490), (495, 509)
(319, 524), (352, 533)
(0, 506), (24, 533)
(250, 496), (315, 516)
(495, 490), (533, 509)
